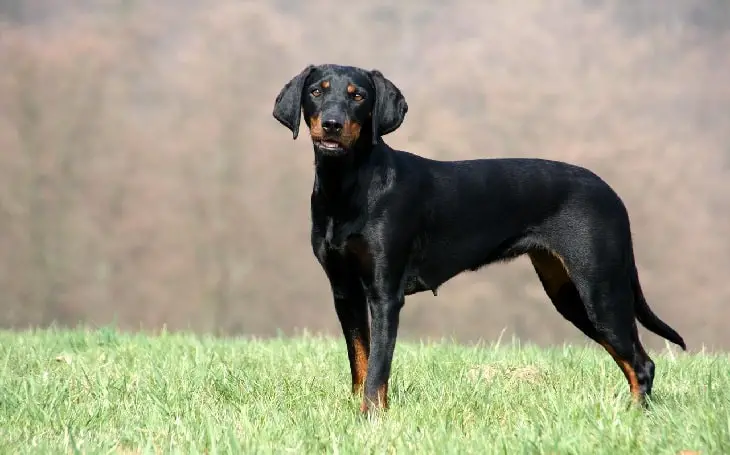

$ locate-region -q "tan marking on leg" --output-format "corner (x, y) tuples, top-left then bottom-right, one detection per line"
(601, 341), (641, 402)
(528, 249), (571, 299)
(360, 383), (389, 413)
(376, 382), (389, 409)
(351, 335), (368, 394)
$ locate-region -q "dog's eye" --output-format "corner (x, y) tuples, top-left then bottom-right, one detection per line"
(352, 92), (364, 102)
(311, 88), (322, 97)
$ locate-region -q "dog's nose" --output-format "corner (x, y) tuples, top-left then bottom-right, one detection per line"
(322, 119), (343, 134)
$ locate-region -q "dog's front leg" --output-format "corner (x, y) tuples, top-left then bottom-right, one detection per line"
(319, 251), (371, 395)
(330, 277), (370, 395)
(361, 287), (404, 413)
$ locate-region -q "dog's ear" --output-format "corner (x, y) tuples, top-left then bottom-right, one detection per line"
(273, 65), (316, 139)
(369, 69), (408, 145)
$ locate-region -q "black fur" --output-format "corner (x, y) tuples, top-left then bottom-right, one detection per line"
(273, 64), (686, 413)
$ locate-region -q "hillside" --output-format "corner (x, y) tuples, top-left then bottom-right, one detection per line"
(0, 328), (727, 453)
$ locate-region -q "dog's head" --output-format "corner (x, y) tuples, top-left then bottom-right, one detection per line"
(273, 64), (408, 156)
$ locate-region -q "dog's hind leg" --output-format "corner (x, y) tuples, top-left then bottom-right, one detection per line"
(576, 277), (653, 405)
(629, 327), (655, 398)
(528, 249), (601, 342)
(529, 248), (654, 404)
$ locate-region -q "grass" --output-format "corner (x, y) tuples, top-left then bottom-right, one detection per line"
(0, 328), (728, 454)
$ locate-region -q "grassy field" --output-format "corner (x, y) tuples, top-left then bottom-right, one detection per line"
(0, 328), (728, 454)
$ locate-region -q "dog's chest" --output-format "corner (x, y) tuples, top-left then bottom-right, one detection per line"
(312, 215), (365, 261)
(324, 217), (355, 249)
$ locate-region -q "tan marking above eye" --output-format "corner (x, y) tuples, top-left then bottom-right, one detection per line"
(321, 80), (330, 89)
(347, 84), (364, 101)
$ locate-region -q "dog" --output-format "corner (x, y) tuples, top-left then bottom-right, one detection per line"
(272, 64), (686, 413)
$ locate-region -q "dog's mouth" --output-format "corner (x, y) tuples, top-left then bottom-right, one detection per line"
(313, 139), (346, 155)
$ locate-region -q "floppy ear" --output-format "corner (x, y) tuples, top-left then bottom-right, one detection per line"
(369, 69), (408, 145)
(273, 65), (315, 139)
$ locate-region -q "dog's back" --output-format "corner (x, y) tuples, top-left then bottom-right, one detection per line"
(381, 150), (628, 291)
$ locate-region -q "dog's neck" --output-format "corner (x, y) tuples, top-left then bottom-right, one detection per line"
(311, 137), (380, 207)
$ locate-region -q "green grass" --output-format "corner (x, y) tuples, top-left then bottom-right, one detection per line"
(0, 328), (728, 454)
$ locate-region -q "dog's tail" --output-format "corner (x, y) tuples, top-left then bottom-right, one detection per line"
(632, 265), (687, 350)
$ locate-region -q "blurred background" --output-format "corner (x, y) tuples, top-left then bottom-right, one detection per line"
(0, 0), (728, 352)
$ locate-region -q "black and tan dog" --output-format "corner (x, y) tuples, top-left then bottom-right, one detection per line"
(272, 64), (686, 413)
